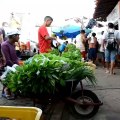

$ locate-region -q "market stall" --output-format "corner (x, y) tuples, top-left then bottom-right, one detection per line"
(1, 44), (102, 119)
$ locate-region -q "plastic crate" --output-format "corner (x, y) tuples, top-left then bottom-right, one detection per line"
(0, 106), (42, 120)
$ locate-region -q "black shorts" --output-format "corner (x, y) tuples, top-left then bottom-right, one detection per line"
(88, 48), (97, 60)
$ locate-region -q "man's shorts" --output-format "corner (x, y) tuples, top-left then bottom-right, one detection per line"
(105, 49), (117, 62)
(88, 48), (97, 60)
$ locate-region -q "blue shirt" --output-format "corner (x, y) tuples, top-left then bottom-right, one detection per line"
(59, 43), (66, 52)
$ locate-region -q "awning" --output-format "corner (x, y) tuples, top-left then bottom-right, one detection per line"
(93, 0), (119, 21)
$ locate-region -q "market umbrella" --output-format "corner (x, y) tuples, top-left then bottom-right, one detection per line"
(52, 25), (81, 38)
(52, 25), (91, 38)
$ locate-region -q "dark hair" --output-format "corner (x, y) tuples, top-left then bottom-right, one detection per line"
(44, 16), (53, 21)
(92, 33), (96, 37)
(53, 34), (57, 37)
(65, 41), (68, 44)
(101, 31), (104, 35)
(81, 30), (85, 34)
(108, 23), (114, 28)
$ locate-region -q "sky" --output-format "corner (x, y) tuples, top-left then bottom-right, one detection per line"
(0, 0), (95, 25)
(0, 0), (96, 42)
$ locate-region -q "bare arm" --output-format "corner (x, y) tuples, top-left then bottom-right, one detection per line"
(0, 34), (3, 43)
(94, 37), (97, 45)
(83, 36), (91, 43)
(82, 36), (87, 44)
(45, 35), (56, 40)
(39, 26), (57, 41)
(1, 49), (6, 66)
(102, 32), (107, 51)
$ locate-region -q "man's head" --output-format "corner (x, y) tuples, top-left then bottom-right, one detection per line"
(7, 29), (20, 42)
(92, 32), (96, 37)
(108, 22), (114, 29)
(44, 16), (53, 27)
(81, 30), (85, 34)
(101, 31), (104, 35)
(65, 41), (68, 45)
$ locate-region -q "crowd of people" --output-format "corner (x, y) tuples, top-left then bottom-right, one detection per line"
(38, 16), (120, 76)
(0, 15), (120, 100)
(77, 23), (120, 75)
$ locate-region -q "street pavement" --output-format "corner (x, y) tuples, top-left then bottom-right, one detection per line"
(0, 67), (120, 120)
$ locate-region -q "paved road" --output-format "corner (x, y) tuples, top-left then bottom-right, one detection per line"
(0, 67), (120, 120)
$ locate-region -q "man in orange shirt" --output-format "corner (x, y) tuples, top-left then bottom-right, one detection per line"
(38, 16), (56, 53)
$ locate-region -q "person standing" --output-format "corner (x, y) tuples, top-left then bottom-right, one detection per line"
(0, 44), (6, 74)
(38, 16), (57, 53)
(58, 41), (68, 55)
(75, 30), (88, 60)
(1, 29), (20, 66)
(99, 31), (105, 67)
(0, 22), (9, 42)
(1, 29), (20, 99)
(88, 33), (97, 63)
(103, 23), (120, 75)
(0, 23), (7, 75)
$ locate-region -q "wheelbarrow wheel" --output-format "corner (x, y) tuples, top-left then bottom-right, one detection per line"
(68, 90), (100, 118)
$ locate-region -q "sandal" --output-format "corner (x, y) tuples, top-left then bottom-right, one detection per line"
(110, 72), (116, 75)
(105, 70), (109, 73)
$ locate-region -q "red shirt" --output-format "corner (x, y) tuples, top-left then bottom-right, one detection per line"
(38, 25), (51, 53)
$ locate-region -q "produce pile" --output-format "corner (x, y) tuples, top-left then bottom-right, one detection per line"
(50, 44), (82, 61)
(3, 44), (96, 96)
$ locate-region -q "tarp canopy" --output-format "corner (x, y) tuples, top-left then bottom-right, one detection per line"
(52, 25), (80, 38)
(52, 25), (91, 38)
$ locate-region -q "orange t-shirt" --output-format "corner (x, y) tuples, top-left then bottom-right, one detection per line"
(38, 25), (51, 53)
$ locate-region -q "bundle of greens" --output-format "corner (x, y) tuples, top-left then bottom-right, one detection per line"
(61, 44), (81, 61)
(50, 44), (82, 61)
(4, 44), (96, 96)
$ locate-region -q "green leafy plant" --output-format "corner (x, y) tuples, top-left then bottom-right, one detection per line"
(4, 47), (96, 97)
(50, 44), (82, 61)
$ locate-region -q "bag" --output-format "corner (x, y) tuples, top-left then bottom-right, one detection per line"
(1, 64), (18, 80)
(106, 32), (118, 51)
